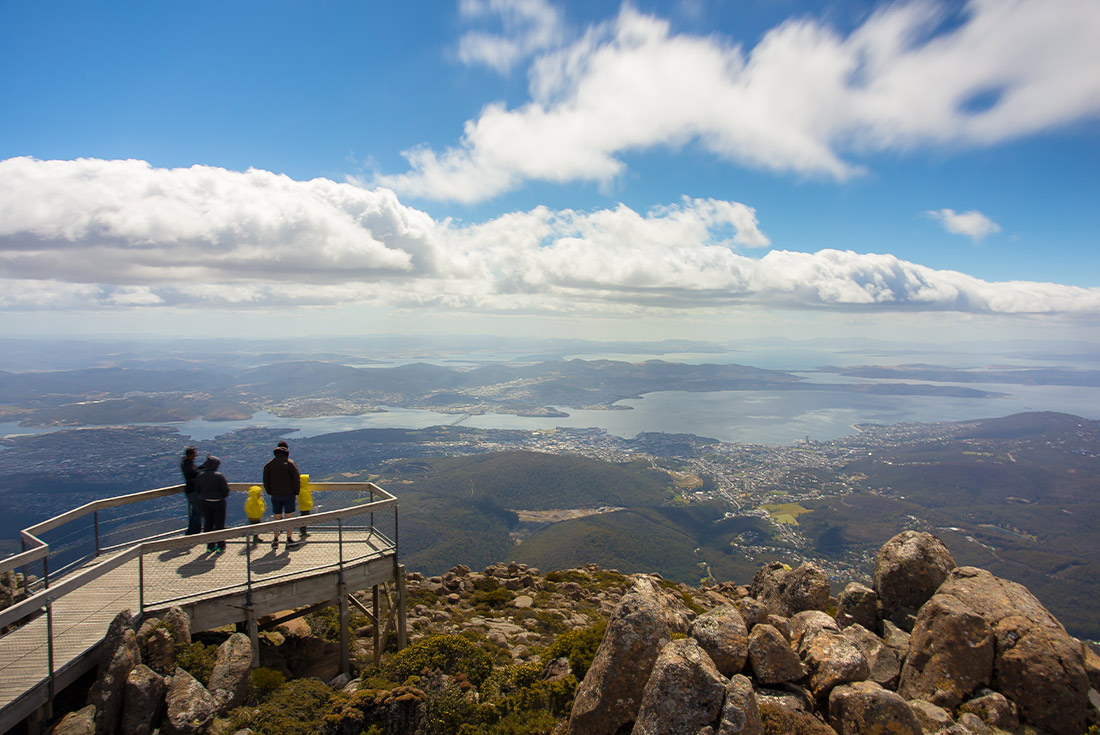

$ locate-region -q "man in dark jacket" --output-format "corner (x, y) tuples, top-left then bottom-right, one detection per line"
(263, 445), (300, 549)
(195, 455), (230, 553)
(180, 446), (202, 535)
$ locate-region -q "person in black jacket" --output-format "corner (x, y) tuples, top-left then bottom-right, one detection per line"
(195, 455), (230, 553)
(263, 445), (300, 549)
(180, 446), (202, 535)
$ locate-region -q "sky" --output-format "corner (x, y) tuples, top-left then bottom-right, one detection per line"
(1, 0), (1099, 345)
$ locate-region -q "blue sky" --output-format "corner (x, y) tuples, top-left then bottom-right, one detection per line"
(0, 0), (1098, 344)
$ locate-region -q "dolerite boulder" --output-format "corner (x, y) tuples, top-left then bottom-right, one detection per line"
(752, 562), (830, 618)
(958, 689), (1018, 731)
(898, 593), (994, 710)
(803, 633), (869, 703)
(690, 604), (749, 677)
(841, 624), (899, 689)
(827, 681), (920, 735)
(873, 531), (955, 631)
(718, 675), (763, 735)
(207, 633), (253, 713)
(834, 583), (878, 632)
(733, 597), (770, 631)
(121, 664), (166, 735)
(789, 610), (842, 657)
(907, 699), (955, 733)
(632, 638), (727, 735)
(163, 668), (216, 735)
(936, 566), (1089, 734)
(49, 705), (96, 735)
(91, 628), (141, 735)
(747, 623), (805, 686)
(568, 577), (671, 735)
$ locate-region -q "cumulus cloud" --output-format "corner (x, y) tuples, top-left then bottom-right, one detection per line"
(457, 0), (565, 73)
(927, 208), (1002, 241)
(382, 0), (1100, 201)
(0, 157), (1097, 316)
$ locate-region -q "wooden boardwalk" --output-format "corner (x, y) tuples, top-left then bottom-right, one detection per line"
(0, 484), (402, 734)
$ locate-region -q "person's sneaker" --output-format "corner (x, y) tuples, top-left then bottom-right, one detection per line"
(270, 537), (279, 549)
(206, 544), (215, 553)
(286, 536), (301, 548)
(213, 546), (224, 555)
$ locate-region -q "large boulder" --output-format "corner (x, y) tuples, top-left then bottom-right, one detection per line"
(958, 690), (1018, 731)
(121, 664), (166, 735)
(717, 675), (763, 735)
(789, 611), (842, 657)
(207, 633), (253, 713)
(162, 668), (217, 735)
(690, 604), (749, 677)
(752, 562), (830, 618)
(897, 594), (994, 710)
(873, 532), (955, 631)
(90, 628), (141, 735)
(568, 577), (671, 735)
(841, 624), (900, 689)
(633, 638), (727, 735)
(733, 597), (770, 631)
(49, 705), (96, 735)
(827, 681), (920, 735)
(802, 633), (869, 703)
(907, 699), (955, 733)
(834, 583), (878, 632)
(937, 566), (1090, 734)
(747, 623), (805, 686)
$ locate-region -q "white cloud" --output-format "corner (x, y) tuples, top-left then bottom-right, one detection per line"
(0, 157), (1097, 317)
(382, 0), (1100, 202)
(926, 208), (1002, 241)
(457, 0), (565, 73)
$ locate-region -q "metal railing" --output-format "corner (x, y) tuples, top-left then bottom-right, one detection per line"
(0, 482), (398, 720)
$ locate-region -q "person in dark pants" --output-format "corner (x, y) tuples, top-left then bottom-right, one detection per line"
(180, 446), (202, 535)
(263, 444), (300, 549)
(195, 456), (230, 553)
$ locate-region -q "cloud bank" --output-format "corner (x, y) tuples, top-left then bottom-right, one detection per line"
(381, 0), (1100, 202)
(927, 208), (1002, 241)
(1, 157), (1097, 317)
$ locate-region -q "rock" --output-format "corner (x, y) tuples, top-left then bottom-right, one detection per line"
(747, 623), (805, 686)
(756, 699), (838, 735)
(937, 566), (1090, 734)
(513, 595), (534, 609)
(207, 633), (252, 714)
(689, 604), (749, 677)
(752, 562), (830, 618)
(1084, 644), (1100, 691)
(955, 712), (993, 735)
(717, 674), (763, 735)
(958, 690), (1018, 731)
(91, 628), (141, 735)
(828, 681), (920, 735)
(803, 633), (869, 702)
(873, 532), (955, 631)
(50, 705), (96, 735)
(568, 577), (671, 735)
(121, 664), (166, 735)
(329, 673), (351, 689)
(733, 597), (770, 631)
(835, 583), (878, 632)
(898, 594), (994, 710)
(633, 639), (727, 735)
(766, 616), (791, 642)
(789, 611), (842, 657)
(277, 617), (311, 638)
(841, 624), (900, 689)
(880, 621), (910, 663)
(907, 699), (955, 733)
(139, 626), (176, 675)
(163, 668), (217, 735)
(161, 607), (192, 648)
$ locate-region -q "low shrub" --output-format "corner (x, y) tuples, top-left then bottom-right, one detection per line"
(385, 634), (494, 686)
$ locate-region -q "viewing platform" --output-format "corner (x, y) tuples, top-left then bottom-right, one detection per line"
(0, 482), (405, 735)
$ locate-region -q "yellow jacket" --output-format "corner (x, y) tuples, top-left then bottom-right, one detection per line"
(298, 474), (313, 511)
(245, 485), (266, 521)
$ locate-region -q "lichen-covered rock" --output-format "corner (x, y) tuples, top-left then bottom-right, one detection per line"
(873, 532), (955, 631)
(907, 699), (955, 733)
(717, 675), (762, 735)
(140, 626), (176, 675)
(757, 699), (838, 735)
(91, 628), (141, 735)
(733, 597), (770, 631)
(955, 712), (993, 735)
(803, 633), (869, 702)
(841, 624), (900, 689)
(1084, 643), (1100, 691)
(752, 562), (830, 618)
(50, 705), (96, 735)
(898, 594), (994, 710)
(161, 607), (192, 648)
(632, 638), (727, 735)
(789, 611), (842, 657)
(568, 577), (671, 735)
(207, 633), (253, 714)
(163, 668), (216, 735)
(835, 583), (878, 632)
(748, 623), (805, 686)
(937, 566), (1089, 734)
(121, 664), (166, 735)
(880, 621), (910, 663)
(690, 604), (749, 677)
(827, 681), (920, 735)
(958, 689), (1018, 731)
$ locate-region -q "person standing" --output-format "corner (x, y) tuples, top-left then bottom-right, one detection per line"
(180, 446), (202, 535)
(195, 456), (230, 553)
(263, 444), (300, 549)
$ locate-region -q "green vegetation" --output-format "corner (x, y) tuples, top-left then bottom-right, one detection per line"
(227, 678), (335, 735)
(385, 634), (494, 686)
(175, 641), (218, 686)
(762, 502), (812, 526)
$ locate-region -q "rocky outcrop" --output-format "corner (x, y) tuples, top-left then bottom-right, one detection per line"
(717, 675), (762, 735)
(49, 705), (96, 735)
(803, 633), (869, 702)
(163, 667), (217, 735)
(207, 633), (253, 714)
(828, 681), (920, 735)
(834, 583), (878, 632)
(633, 639), (727, 735)
(873, 531), (955, 631)
(841, 624), (899, 689)
(91, 628), (141, 735)
(567, 576), (671, 735)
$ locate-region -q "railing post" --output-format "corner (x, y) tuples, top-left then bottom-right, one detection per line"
(337, 517), (345, 575)
(93, 510), (101, 556)
(245, 536), (253, 602)
(45, 597), (55, 699)
(42, 554), (49, 592)
(138, 550), (144, 615)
